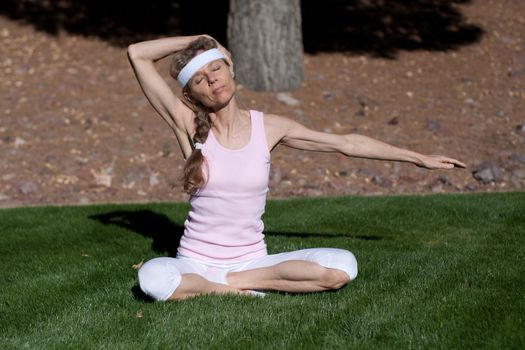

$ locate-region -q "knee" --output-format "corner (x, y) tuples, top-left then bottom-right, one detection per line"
(318, 249), (358, 281)
(138, 258), (181, 301)
(321, 268), (351, 290)
(337, 250), (358, 281)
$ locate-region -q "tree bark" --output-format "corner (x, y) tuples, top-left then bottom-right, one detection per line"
(227, 0), (303, 91)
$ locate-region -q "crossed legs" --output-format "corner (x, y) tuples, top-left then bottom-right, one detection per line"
(138, 248), (358, 301)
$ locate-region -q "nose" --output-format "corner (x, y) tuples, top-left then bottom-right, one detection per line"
(207, 75), (218, 85)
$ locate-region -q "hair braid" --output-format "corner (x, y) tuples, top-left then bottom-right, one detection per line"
(182, 111), (212, 194)
(169, 36), (219, 194)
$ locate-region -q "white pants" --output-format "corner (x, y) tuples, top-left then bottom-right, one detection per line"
(138, 248), (358, 301)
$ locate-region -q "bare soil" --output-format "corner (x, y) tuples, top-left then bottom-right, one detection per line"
(0, 1), (524, 207)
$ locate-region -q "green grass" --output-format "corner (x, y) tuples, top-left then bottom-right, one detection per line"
(1, 192), (524, 349)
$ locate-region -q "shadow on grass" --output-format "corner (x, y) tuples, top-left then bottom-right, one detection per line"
(89, 210), (184, 257)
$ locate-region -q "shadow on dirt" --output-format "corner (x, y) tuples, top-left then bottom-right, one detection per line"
(0, 0), (483, 57)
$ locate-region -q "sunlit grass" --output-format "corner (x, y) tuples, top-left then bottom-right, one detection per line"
(1, 192), (524, 349)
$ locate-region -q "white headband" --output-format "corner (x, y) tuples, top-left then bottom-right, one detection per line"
(177, 48), (225, 87)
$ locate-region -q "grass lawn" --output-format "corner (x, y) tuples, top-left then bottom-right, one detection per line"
(1, 192), (524, 349)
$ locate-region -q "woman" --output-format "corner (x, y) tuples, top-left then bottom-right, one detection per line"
(127, 35), (465, 301)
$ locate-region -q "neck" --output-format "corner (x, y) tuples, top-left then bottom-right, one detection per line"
(209, 98), (246, 136)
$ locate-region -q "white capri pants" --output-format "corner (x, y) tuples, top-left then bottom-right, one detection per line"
(138, 248), (358, 301)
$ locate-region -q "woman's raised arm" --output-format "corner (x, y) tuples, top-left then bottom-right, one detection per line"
(127, 36), (202, 129)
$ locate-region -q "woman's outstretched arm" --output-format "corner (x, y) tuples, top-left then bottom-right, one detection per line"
(265, 114), (466, 170)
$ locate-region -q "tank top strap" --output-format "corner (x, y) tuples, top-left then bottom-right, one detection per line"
(249, 110), (270, 156)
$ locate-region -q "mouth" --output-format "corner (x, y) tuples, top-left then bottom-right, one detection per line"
(212, 86), (225, 95)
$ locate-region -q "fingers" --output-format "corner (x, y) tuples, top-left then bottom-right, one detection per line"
(425, 155), (467, 170)
(442, 157), (467, 168)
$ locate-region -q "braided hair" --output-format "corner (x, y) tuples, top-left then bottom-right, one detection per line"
(170, 37), (219, 194)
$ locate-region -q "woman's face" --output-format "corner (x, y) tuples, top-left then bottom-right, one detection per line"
(185, 58), (235, 109)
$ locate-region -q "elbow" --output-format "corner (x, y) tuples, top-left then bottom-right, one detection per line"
(127, 44), (140, 61)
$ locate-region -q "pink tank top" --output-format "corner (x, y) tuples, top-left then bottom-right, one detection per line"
(177, 110), (270, 262)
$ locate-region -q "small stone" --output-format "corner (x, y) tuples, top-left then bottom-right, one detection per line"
(510, 154), (525, 163)
(512, 169), (525, 179)
(388, 117), (399, 126)
(0, 193), (10, 201)
(19, 181), (38, 194)
(515, 124), (525, 133)
(356, 95), (368, 108)
(356, 168), (378, 178)
(122, 171), (143, 189)
(472, 163), (501, 184)
(465, 183), (478, 191)
(426, 118), (441, 133)
(355, 109), (366, 117)
(269, 167), (282, 186)
(276, 93), (300, 106)
(495, 110), (505, 118)
(14, 137), (27, 148)
(2, 173), (15, 181)
(322, 91), (337, 100)
(149, 172), (160, 187)
(372, 175), (393, 188)
(161, 144), (173, 157)
(91, 165), (113, 187)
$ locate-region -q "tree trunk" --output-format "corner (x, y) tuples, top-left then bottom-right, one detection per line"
(227, 0), (303, 91)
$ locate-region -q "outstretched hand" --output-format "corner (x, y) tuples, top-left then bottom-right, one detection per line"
(417, 155), (467, 170)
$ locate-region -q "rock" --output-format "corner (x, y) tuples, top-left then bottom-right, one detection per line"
(356, 95), (368, 109)
(495, 110), (505, 118)
(297, 178), (307, 187)
(161, 143), (173, 157)
(19, 181), (38, 194)
(510, 154), (525, 163)
(122, 171), (143, 189)
(426, 118), (441, 133)
(515, 124), (525, 133)
(372, 175), (393, 188)
(356, 168), (379, 178)
(472, 163), (502, 184)
(269, 167), (282, 186)
(0, 193), (10, 201)
(322, 91), (337, 100)
(2, 173), (15, 181)
(14, 137), (27, 148)
(465, 183), (478, 191)
(436, 175), (453, 186)
(355, 109), (366, 117)
(91, 165), (113, 187)
(388, 117), (399, 126)
(512, 169), (525, 179)
(149, 172), (160, 187)
(276, 93), (300, 106)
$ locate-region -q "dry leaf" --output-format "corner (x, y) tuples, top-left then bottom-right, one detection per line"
(132, 259), (144, 270)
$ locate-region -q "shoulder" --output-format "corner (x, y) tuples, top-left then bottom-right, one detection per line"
(260, 112), (309, 149)
(263, 113), (302, 130)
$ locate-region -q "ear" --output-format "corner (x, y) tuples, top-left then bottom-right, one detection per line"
(183, 90), (195, 104)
